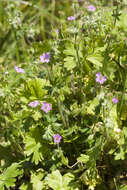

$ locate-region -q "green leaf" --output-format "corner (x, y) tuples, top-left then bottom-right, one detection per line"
(86, 54), (103, 68)
(0, 163), (23, 189)
(45, 170), (63, 190)
(24, 135), (42, 165)
(45, 170), (74, 190)
(27, 78), (47, 99)
(120, 185), (127, 190)
(31, 170), (45, 190)
(95, 45), (107, 52)
(118, 13), (127, 30)
(123, 127), (127, 138)
(105, 104), (118, 129)
(19, 183), (32, 190)
(114, 147), (125, 160)
(62, 173), (74, 187)
(32, 111), (42, 121)
(24, 127), (49, 165)
(77, 154), (89, 164)
(43, 126), (54, 141)
(80, 168), (101, 188)
(86, 98), (99, 115)
(63, 45), (76, 57)
(61, 154), (69, 166)
(64, 57), (76, 71)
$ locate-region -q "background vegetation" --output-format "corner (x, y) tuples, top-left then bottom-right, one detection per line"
(0, 0), (127, 189)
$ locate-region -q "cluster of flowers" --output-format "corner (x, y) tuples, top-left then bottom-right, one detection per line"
(28, 100), (62, 143)
(67, 5), (96, 21)
(28, 100), (52, 113)
(14, 55), (62, 144)
(14, 6), (118, 143)
(40, 53), (63, 144)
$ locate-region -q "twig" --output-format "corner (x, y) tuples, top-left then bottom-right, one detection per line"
(67, 161), (79, 169)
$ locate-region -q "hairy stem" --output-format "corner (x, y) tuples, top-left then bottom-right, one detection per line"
(56, 97), (67, 128)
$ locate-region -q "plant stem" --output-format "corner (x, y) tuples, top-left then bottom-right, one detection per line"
(71, 72), (76, 95)
(114, 178), (119, 190)
(51, 0), (55, 25)
(74, 33), (83, 94)
(74, 34), (80, 68)
(41, 16), (46, 40)
(65, 0), (70, 15)
(56, 97), (67, 128)
(0, 0), (4, 23)
(119, 70), (127, 123)
(67, 161), (79, 168)
(12, 27), (20, 64)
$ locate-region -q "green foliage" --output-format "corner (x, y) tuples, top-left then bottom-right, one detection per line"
(77, 154), (89, 164)
(45, 170), (75, 190)
(120, 185), (127, 190)
(0, 163), (23, 190)
(25, 78), (48, 99)
(31, 169), (45, 190)
(0, 0), (127, 189)
(86, 54), (103, 68)
(24, 127), (50, 165)
(64, 56), (76, 71)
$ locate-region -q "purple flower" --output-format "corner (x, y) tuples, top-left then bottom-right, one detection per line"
(14, 66), (25, 73)
(53, 134), (62, 144)
(112, 97), (118, 104)
(28, 100), (40, 108)
(40, 52), (50, 63)
(88, 5), (96, 12)
(96, 72), (107, 84)
(67, 16), (76, 21)
(41, 102), (52, 113)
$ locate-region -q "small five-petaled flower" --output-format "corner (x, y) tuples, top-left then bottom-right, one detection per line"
(112, 97), (118, 104)
(88, 5), (96, 12)
(14, 66), (25, 73)
(67, 16), (76, 21)
(96, 72), (107, 84)
(28, 101), (40, 108)
(41, 102), (52, 113)
(53, 134), (62, 144)
(40, 52), (50, 63)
